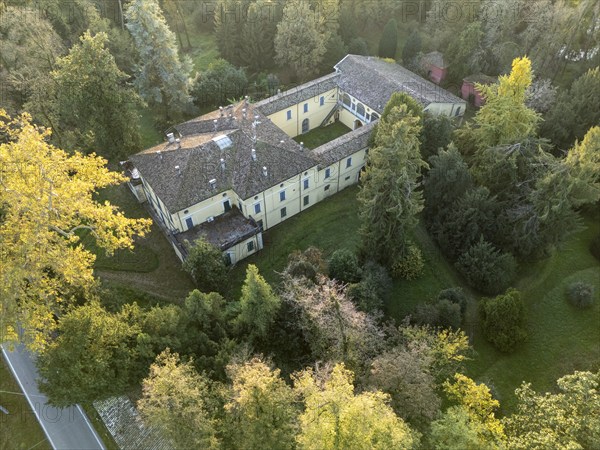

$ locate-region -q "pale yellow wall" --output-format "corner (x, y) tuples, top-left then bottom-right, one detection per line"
(267, 88), (338, 138)
(224, 232), (263, 265)
(337, 90), (380, 129)
(174, 189), (237, 232)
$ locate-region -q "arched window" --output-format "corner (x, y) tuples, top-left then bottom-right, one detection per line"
(371, 113), (380, 121)
(356, 103), (365, 118)
(302, 118), (309, 134)
(342, 93), (351, 107)
(455, 106), (461, 116)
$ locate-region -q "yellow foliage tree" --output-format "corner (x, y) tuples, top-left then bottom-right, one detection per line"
(0, 110), (151, 350)
(443, 373), (506, 447)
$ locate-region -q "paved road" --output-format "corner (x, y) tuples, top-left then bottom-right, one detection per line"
(1, 344), (105, 450)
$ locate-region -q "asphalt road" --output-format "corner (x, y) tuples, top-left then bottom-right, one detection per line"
(1, 344), (105, 450)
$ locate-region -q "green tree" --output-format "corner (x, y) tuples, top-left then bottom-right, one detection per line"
(542, 68), (600, 151)
(234, 265), (281, 342)
(224, 357), (298, 450)
(274, 0), (326, 81)
(504, 370), (600, 449)
(191, 59), (248, 108)
(445, 21), (485, 83)
(348, 37), (369, 55)
(125, 0), (192, 121)
(37, 302), (141, 406)
(429, 406), (493, 450)
(328, 249), (362, 283)
(479, 289), (527, 352)
(358, 95), (426, 269)
(182, 237), (228, 294)
(378, 18), (398, 58)
(239, 0), (281, 72)
(459, 56), (540, 151)
(138, 349), (220, 449)
(565, 126), (600, 207)
(420, 113), (454, 162)
(456, 238), (517, 295)
(294, 363), (418, 449)
(214, 0), (250, 66)
(402, 31), (421, 65)
(0, 111), (150, 349)
(46, 31), (142, 158)
(426, 0), (480, 52)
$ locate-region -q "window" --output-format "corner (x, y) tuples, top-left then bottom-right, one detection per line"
(247, 241), (255, 252)
(455, 106), (461, 116)
(257, 219), (263, 230)
(304, 103), (308, 113)
(303, 178), (309, 189)
(302, 118), (309, 134)
(342, 93), (351, 107)
(325, 168), (331, 179)
(357, 103), (365, 117)
(345, 176), (350, 180)
(287, 110), (292, 120)
(254, 202), (261, 214)
(371, 113), (380, 121)
(303, 195), (309, 206)
(320, 96), (325, 106)
(185, 217), (193, 229)
(280, 207), (287, 218)
(346, 157), (352, 168)
(212, 134), (233, 149)
(324, 184), (330, 191)
(224, 253), (232, 266)
(279, 190), (286, 201)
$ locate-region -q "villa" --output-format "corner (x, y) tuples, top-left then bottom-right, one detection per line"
(126, 55), (466, 264)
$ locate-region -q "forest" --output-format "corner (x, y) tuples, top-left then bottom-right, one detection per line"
(0, 0), (599, 448)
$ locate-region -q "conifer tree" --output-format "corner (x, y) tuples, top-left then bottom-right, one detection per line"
(378, 18), (398, 59)
(125, 0), (192, 121)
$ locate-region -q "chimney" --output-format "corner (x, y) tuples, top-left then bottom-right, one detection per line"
(251, 148), (257, 161)
(300, 141), (304, 148)
(157, 150), (163, 160)
(213, 119), (218, 132)
(220, 158), (225, 170)
(219, 106), (224, 117)
(262, 166), (268, 177)
(166, 132), (175, 143)
(175, 165), (181, 176)
(175, 137), (181, 149)
(242, 108), (247, 120)
(209, 178), (217, 189)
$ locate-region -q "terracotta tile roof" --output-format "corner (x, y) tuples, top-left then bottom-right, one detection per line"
(130, 102), (318, 212)
(334, 55), (464, 111)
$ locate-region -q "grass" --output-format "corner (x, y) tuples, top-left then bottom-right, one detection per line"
(467, 212), (600, 414)
(185, 30), (220, 72)
(0, 358), (51, 450)
(293, 122), (352, 149)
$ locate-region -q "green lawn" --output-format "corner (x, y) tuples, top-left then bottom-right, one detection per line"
(0, 358), (51, 450)
(293, 122), (352, 149)
(467, 213), (600, 414)
(185, 30), (219, 72)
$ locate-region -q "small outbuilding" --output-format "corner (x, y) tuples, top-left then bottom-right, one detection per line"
(421, 51), (448, 84)
(461, 73), (497, 107)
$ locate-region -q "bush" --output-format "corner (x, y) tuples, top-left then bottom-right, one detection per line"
(348, 37), (369, 55)
(436, 299), (462, 329)
(328, 249), (362, 283)
(438, 287), (468, 315)
(412, 303), (440, 326)
(182, 237), (228, 294)
(567, 281), (595, 308)
(283, 247), (326, 282)
(479, 289), (527, 352)
(392, 244), (425, 280)
(590, 234), (600, 262)
(456, 239), (516, 295)
(347, 261), (391, 313)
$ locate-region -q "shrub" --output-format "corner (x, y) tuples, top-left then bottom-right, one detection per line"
(436, 299), (462, 329)
(348, 37), (369, 56)
(182, 237), (228, 294)
(412, 303), (440, 326)
(328, 249), (362, 283)
(479, 289), (527, 352)
(347, 261), (391, 313)
(456, 239), (516, 295)
(283, 247), (326, 282)
(392, 244), (425, 280)
(590, 234), (600, 262)
(567, 281), (595, 308)
(438, 287), (468, 315)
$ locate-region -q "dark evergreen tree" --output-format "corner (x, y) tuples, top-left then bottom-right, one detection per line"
(378, 18), (398, 59)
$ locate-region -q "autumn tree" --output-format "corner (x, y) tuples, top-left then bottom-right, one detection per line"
(459, 57), (540, 152)
(504, 370), (600, 449)
(294, 363), (418, 449)
(429, 406), (494, 450)
(125, 0), (192, 122)
(138, 350), (220, 449)
(224, 358), (298, 449)
(443, 374), (506, 447)
(0, 111), (150, 349)
(234, 265), (281, 343)
(37, 31), (142, 159)
(274, 0), (326, 81)
(358, 93), (426, 269)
